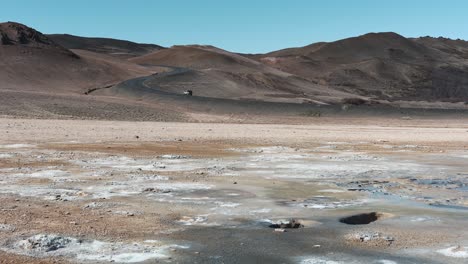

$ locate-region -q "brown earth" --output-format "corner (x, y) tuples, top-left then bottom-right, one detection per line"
(0, 118), (466, 263)
(128, 45), (352, 103)
(0, 22), (160, 94)
(1, 21), (468, 122)
(48, 34), (164, 59)
(254, 32), (468, 102)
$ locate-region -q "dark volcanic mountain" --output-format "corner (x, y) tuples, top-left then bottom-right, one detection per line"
(256, 32), (468, 101)
(0, 22), (154, 93)
(1, 21), (467, 122)
(48, 34), (164, 58)
(125, 45), (352, 103)
(0, 21), (76, 55)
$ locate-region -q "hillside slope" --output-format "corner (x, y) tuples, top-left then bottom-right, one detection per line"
(48, 34), (164, 58)
(127, 45), (353, 103)
(256, 33), (468, 101)
(0, 22), (155, 93)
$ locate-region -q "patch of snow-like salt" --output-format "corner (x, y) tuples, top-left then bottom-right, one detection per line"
(376, 260), (398, 264)
(177, 215), (209, 226)
(0, 224), (15, 231)
(299, 256), (380, 264)
(29, 170), (70, 178)
(300, 256), (343, 264)
(437, 246), (468, 258)
(215, 202), (241, 208)
(318, 189), (346, 193)
(0, 185), (84, 201)
(159, 154), (191, 159)
(78, 252), (167, 263)
(249, 208), (272, 214)
(0, 144), (35, 149)
(7, 234), (179, 263)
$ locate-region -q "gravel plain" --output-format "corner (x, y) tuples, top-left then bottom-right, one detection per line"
(0, 118), (467, 264)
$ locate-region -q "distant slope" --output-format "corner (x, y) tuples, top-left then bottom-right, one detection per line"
(1, 21), (467, 121)
(0, 22), (155, 93)
(131, 45), (265, 70)
(256, 32), (468, 101)
(128, 45), (353, 103)
(48, 34), (164, 58)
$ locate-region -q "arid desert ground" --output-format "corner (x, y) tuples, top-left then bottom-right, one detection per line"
(0, 118), (466, 264)
(1, 18), (468, 264)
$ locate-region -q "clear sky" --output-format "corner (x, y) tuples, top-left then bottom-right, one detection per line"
(2, 0), (468, 53)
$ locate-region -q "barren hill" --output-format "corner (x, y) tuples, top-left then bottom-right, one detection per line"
(1, 22), (467, 121)
(256, 32), (468, 101)
(0, 22), (154, 94)
(126, 45), (352, 103)
(48, 34), (164, 58)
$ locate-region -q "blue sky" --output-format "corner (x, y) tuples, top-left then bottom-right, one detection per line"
(2, 0), (468, 53)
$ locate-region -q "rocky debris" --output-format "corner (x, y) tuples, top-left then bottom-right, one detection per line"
(285, 196), (364, 209)
(341, 180), (395, 194)
(269, 219), (303, 229)
(129, 174), (169, 181)
(0, 22), (56, 46)
(143, 187), (156, 192)
(342, 176), (468, 208)
(0, 224), (15, 232)
(323, 154), (382, 161)
(428, 202), (468, 210)
(340, 212), (382, 225)
(142, 187), (171, 193)
(360, 233), (393, 242)
(409, 178), (466, 189)
(9, 234), (174, 262)
(17, 234), (75, 252)
(83, 202), (120, 210)
(45, 192), (84, 202)
(113, 210), (141, 217)
(159, 154), (190, 159)
(437, 245), (468, 258)
(177, 216), (208, 226)
(347, 232), (395, 245)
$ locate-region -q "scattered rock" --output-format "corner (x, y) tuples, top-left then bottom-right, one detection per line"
(269, 219), (303, 229)
(142, 188), (171, 194)
(0, 224), (15, 232)
(346, 232), (395, 245)
(159, 154), (190, 159)
(17, 234), (74, 252)
(177, 216), (208, 226)
(143, 188), (156, 192)
(437, 245), (468, 258)
(12, 234), (172, 262)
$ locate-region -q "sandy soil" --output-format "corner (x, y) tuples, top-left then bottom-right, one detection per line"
(1, 118), (467, 145)
(0, 118), (467, 264)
